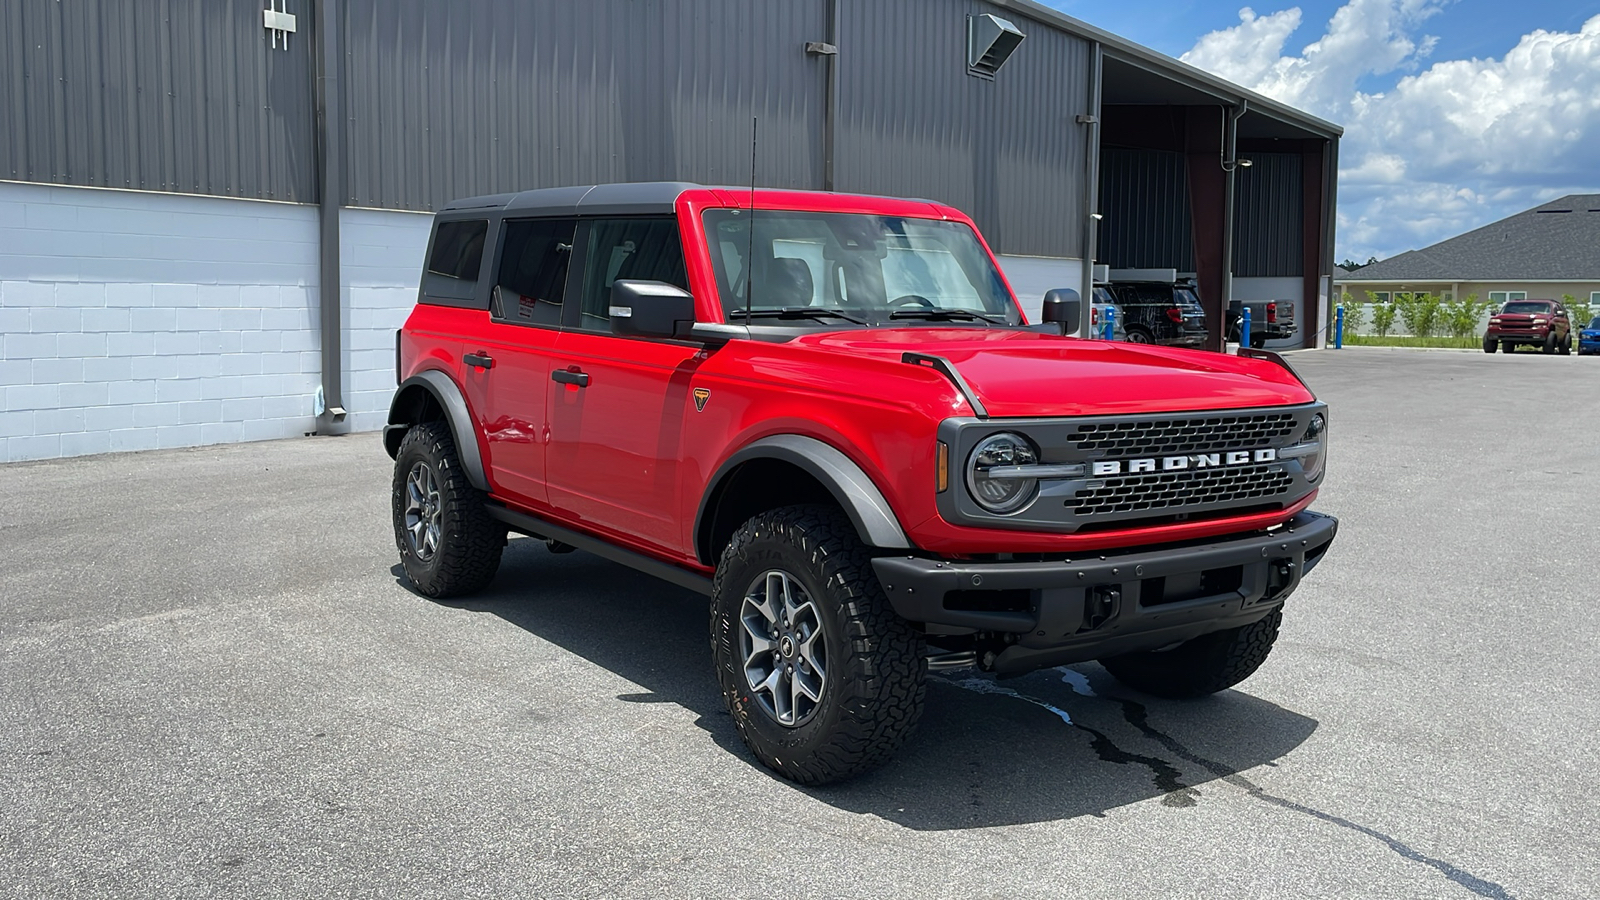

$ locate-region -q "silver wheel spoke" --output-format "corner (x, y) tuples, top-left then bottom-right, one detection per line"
(738, 569), (828, 729)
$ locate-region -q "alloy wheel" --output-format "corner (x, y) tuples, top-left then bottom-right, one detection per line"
(403, 461), (443, 561)
(739, 570), (828, 727)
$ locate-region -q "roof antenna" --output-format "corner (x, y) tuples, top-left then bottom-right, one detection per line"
(745, 116), (758, 321)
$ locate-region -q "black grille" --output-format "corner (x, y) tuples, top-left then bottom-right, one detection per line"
(1067, 464), (1293, 517)
(1069, 412), (1298, 457)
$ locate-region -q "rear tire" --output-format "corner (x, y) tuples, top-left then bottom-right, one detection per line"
(710, 505), (926, 785)
(1502, 341), (1517, 354)
(1100, 609), (1282, 699)
(391, 422), (505, 598)
(1125, 328), (1154, 344)
(1560, 333), (1572, 355)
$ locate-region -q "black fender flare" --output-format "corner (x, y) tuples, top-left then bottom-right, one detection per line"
(383, 370), (490, 492)
(694, 434), (910, 564)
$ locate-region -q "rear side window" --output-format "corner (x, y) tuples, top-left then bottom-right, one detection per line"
(493, 218), (577, 327)
(576, 218), (688, 332)
(422, 219), (489, 305)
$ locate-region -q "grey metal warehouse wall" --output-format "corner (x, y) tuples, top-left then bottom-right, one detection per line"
(4, 0), (1091, 260)
(1, 0), (317, 202)
(835, 0), (1090, 257)
(1231, 151), (1303, 277)
(340, 0), (828, 207)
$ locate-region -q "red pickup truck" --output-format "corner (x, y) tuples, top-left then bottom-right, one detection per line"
(385, 183), (1336, 784)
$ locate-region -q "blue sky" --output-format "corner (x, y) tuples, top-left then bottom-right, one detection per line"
(1044, 1), (1600, 262)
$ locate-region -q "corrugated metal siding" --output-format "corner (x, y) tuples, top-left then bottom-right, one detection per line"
(0, 0), (316, 201)
(1096, 148), (1193, 270)
(1233, 151), (1302, 277)
(341, 0), (827, 209)
(836, 0), (1090, 258)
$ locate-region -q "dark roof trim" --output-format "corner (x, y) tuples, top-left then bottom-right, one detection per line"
(440, 181), (700, 216)
(990, 0), (1344, 139)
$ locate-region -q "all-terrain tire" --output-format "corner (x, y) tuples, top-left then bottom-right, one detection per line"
(710, 505), (926, 785)
(391, 421), (505, 598)
(1099, 608), (1283, 699)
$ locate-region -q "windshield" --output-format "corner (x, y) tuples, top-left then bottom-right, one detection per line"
(702, 209), (1019, 326)
(1502, 301), (1552, 314)
(1590, 316), (1600, 329)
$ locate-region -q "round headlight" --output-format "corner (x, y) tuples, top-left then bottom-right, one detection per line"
(1302, 414), (1326, 481)
(966, 433), (1040, 514)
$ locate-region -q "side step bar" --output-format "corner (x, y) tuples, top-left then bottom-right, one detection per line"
(484, 504), (714, 596)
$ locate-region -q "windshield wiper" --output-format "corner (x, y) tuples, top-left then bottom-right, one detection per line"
(888, 308), (1005, 325)
(729, 307), (869, 325)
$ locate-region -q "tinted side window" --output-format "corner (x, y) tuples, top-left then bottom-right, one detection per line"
(493, 218), (577, 327)
(576, 218), (688, 332)
(422, 219), (489, 305)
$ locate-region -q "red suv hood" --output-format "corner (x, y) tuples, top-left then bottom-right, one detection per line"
(794, 328), (1313, 416)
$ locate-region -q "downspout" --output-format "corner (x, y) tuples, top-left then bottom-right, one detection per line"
(1321, 135), (1340, 348)
(812, 0), (841, 191)
(1079, 41), (1102, 311)
(314, 0), (346, 431)
(1220, 100), (1248, 345)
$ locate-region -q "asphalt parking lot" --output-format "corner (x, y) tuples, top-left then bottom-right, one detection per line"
(2, 347), (1596, 899)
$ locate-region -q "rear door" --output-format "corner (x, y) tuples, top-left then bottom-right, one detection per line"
(545, 216), (702, 555)
(460, 217), (577, 510)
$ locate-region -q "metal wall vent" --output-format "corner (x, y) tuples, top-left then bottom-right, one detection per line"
(968, 14), (1025, 79)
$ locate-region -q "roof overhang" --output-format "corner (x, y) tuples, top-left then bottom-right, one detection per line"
(990, 0), (1343, 141)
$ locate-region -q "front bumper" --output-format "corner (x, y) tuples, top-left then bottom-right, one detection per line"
(872, 510), (1337, 674)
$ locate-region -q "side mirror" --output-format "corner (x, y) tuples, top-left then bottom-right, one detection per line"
(1041, 288), (1081, 335)
(610, 280), (695, 339)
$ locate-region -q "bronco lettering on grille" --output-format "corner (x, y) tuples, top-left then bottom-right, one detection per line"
(1090, 447), (1277, 476)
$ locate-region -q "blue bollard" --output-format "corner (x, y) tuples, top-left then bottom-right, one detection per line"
(1335, 304), (1344, 349)
(1104, 306), (1116, 340)
(1241, 306), (1252, 349)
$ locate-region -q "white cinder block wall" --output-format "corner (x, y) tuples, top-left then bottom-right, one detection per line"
(0, 182), (430, 463)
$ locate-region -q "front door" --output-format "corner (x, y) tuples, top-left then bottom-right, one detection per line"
(460, 216), (576, 511)
(545, 217), (701, 555)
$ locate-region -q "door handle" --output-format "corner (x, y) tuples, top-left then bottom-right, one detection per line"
(463, 352), (495, 370)
(551, 367), (590, 387)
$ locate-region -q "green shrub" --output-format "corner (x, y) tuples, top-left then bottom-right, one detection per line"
(1341, 296), (1365, 336)
(1564, 294), (1594, 330)
(1396, 291), (1442, 338)
(1372, 302), (1397, 337)
(1443, 293), (1486, 338)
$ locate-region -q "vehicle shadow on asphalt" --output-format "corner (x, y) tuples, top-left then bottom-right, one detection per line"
(399, 538), (1318, 831)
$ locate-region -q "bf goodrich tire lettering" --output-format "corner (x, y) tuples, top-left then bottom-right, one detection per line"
(711, 505), (926, 785)
(391, 422), (505, 598)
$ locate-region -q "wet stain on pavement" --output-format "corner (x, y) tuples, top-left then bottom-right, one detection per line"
(943, 670), (1516, 900)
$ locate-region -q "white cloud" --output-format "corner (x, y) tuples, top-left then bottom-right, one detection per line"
(1181, 5), (1600, 261)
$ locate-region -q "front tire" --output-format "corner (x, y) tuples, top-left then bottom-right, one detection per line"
(711, 505), (926, 785)
(1483, 336), (1497, 353)
(391, 422), (505, 598)
(1099, 609), (1282, 699)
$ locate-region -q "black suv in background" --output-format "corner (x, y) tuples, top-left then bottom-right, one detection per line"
(1105, 274), (1209, 347)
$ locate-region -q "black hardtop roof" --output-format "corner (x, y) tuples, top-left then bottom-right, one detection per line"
(436, 181), (940, 218)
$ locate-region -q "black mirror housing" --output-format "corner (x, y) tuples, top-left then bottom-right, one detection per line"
(610, 280), (696, 339)
(1041, 288), (1082, 335)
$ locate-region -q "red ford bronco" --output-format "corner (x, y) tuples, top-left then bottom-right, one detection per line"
(385, 183), (1337, 784)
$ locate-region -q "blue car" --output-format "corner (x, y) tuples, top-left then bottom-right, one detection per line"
(1581, 316), (1600, 355)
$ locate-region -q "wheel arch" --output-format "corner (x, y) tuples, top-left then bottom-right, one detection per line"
(694, 435), (910, 566)
(384, 370), (489, 492)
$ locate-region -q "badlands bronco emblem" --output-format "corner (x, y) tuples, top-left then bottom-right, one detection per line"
(1091, 447), (1277, 476)
(693, 387), (711, 412)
